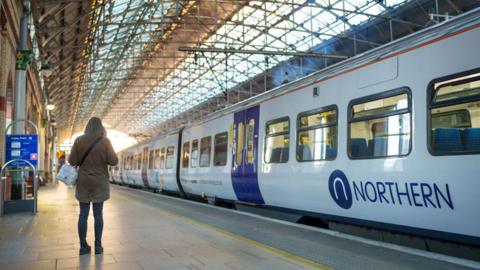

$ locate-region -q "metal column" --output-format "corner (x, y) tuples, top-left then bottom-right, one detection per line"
(13, 1), (30, 134)
(11, 1), (32, 202)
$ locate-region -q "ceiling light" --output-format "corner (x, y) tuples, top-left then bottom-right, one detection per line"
(46, 104), (55, 110)
(41, 62), (53, 77)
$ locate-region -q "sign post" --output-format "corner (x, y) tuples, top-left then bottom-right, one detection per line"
(1, 120), (39, 215)
(6, 134), (38, 199)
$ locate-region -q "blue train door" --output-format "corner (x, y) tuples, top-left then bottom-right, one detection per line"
(141, 147), (150, 188)
(232, 105), (264, 204)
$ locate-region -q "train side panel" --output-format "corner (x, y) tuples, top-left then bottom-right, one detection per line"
(157, 133), (180, 192)
(256, 26), (480, 242)
(180, 115), (236, 200)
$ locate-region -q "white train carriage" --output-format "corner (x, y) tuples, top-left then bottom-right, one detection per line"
(108, 165), (121, 184)
(117, 133), (180, 192)
(148, 133), (180, 192)
(114, 9), (480, 246)
(180, 114), (236, 200)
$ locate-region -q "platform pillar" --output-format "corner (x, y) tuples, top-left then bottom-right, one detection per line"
(11, 1), (31, 199)
(0, 9), (6, 166)
(13, 2), (30, 135)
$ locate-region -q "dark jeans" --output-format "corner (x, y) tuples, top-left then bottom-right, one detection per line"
(78, 202), (104, 246)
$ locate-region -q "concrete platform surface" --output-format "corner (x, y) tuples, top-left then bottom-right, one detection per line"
(0, 183), (478, 270)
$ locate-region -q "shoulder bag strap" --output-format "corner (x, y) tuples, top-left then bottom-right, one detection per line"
(79, 137), (103, 166)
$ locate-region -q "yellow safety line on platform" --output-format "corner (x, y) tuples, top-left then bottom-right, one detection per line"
(115, 188), (332, 270)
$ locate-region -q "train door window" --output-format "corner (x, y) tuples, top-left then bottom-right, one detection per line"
(165, 146), (175, 169)
(429, 71), (480, 155)
(246, 119), (255, 164)
(214, 132), (228, 166)
(160, 148), (166, 169)
(182, 142), (190, 168)
(138, 154), (142, 170)
(154, 149), (160, 169)
(191, 140), (199, 168)
(297, 106), (337, 161)
(348, 89), (411, 159)
(148, 150), (155, 169)
(265, 117), (290, 163)
(200, 136), (212, 167)
(236, 122), (245, 165)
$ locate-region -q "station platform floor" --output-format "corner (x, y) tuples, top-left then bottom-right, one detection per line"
(0, 184), (479, 270)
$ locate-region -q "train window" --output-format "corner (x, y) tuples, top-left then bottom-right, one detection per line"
(265, 117), (290, 163)
(348, 89), (411, 159)
(214, 132), (228, 166)
(148, 150), (155, 170)
(165, 146), (175, 169)
(236, 122), (245, 165)
(137, 154), (142, 170)
(191, 140), (199, 168)
(297, 106), (337, 161)
(429, 71), (480, 155)
(182, 142), (190, 168)
(160, 148), (166, 169)
(246, 119), (255, 164)
(200, 136), (212, 167)
(154, 149), (160, 169)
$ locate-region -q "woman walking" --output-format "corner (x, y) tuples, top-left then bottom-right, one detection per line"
(69, 117), (118, 255)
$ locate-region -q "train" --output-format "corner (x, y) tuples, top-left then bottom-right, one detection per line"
(109, 8), (480, 247)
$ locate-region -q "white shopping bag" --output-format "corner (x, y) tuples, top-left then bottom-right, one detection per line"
(56, 164), (78, 186)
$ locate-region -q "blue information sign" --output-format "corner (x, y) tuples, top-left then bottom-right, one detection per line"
(5, 135), (38, 167)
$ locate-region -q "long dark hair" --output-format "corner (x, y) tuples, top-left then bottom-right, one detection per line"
(84, 117), (106, 137)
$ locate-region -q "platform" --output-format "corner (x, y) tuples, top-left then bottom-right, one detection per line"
(0, 184), (479, 270)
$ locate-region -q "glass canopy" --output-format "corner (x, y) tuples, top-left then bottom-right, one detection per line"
(74, 0), (410, 136)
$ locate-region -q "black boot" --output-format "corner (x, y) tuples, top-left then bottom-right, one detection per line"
(95, 240), (103, 254)
(79, 240), (91, 255)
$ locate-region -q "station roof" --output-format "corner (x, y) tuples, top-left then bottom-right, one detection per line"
(31, 0), (475, 141)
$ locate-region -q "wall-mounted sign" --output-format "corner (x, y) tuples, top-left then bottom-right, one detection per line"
(5, 135), (38, 167)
